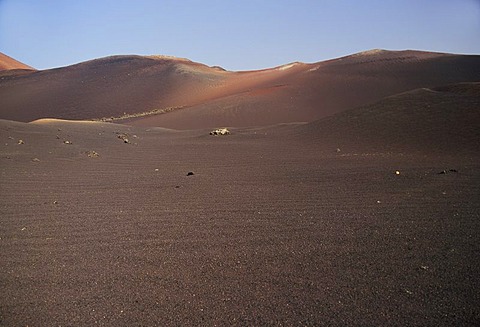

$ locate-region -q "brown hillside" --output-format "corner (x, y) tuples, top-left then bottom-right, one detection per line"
(0, 55), (229, 122)
(1, 50), (479, 128)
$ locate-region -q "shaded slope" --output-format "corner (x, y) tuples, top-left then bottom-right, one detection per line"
(295, 82), (480, 156)
(0, 55), (230, 122)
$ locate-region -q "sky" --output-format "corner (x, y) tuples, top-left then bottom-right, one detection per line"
(1, 0), (479, 71)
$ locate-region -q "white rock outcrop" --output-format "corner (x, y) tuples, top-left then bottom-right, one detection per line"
(210, 128), (230, 135)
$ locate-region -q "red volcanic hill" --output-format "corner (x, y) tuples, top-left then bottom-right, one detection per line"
(0, 52), (35, 72)
(0, 50), (479, 128)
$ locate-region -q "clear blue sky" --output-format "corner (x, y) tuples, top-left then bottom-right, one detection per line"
(1, 0), (479, 71)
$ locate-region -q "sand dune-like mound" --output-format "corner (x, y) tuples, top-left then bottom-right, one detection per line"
(295, 82), (480, 156)
(0, 54), (231, 122)
(1, 50), (479, 128)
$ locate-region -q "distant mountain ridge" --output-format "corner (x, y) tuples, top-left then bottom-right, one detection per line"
(0, 49), (479, 129)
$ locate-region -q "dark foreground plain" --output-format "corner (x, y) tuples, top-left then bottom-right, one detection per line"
(1, 91), (479, 326)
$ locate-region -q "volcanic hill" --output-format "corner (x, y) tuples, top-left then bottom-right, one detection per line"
(1, 50), (480, 128)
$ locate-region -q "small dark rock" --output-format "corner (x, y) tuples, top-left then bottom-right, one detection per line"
(117, 133), (130, 143)
(438, 169), (458, 175)
(187, 172), (194, 176)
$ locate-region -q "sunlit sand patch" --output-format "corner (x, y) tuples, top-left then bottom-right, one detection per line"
(277, 62), (300, 71)
(30, 118), (105, 125)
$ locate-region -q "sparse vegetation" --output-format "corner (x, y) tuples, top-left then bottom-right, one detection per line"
(95, 106), (185, 122)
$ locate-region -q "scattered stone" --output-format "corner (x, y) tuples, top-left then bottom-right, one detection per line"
(53, 201), (58, 205)
(336, 148), (341, 153)
(395, 170), (400, 175)
(420, 265), (429, 270)
(32, 158), (41, 162)
(117, 133), (130, 143)
(187, 171), (194, 176)
(63, 140), (72, 145)
(376, 200), (381, 204)
(210, 128), (230, 136)
(8, 136), (14, 140)
(154, 168), (159, 172)
(56, 135), (60, 139)
(17, 139), (24, 145)
(175, 185), (181, 188)
(438, 169), (458, 174)
(21, 227), (26, 231)
(85, 150), (99, 158)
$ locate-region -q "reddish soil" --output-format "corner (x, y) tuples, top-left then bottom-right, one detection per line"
(1, 82), (479, 325)
(0, 53), (35, 72)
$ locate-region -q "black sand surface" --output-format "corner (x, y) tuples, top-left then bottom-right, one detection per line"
(1, 108), (479, 325)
